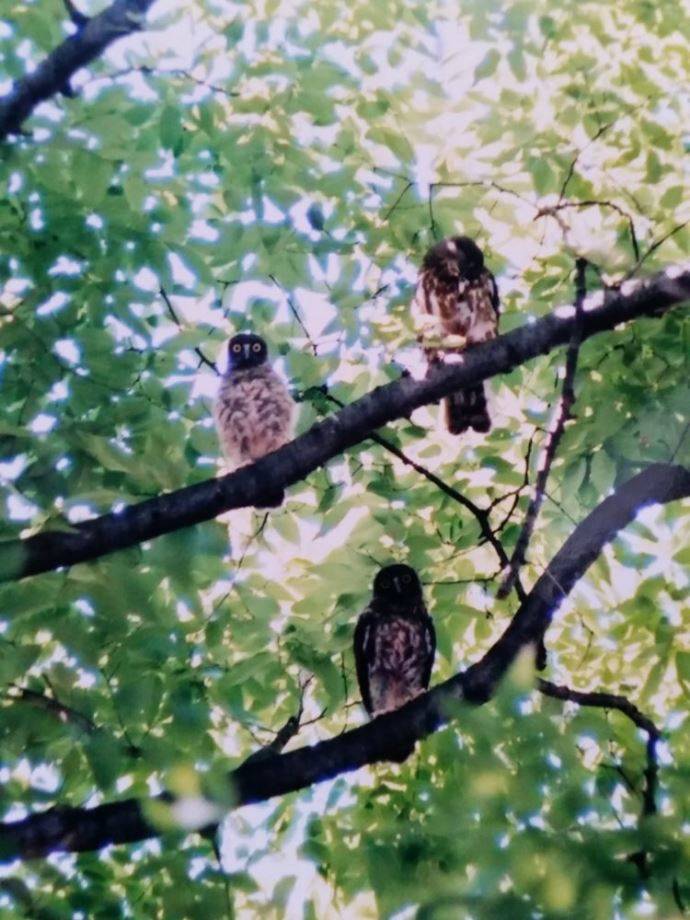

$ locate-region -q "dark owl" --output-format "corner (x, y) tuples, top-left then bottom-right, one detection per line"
(213, 333), (295, 506)
(414, 235), (500, 434)
(354, 564), (436, 759)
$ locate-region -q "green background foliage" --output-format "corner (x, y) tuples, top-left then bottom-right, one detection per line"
(0, 0), (689, 916)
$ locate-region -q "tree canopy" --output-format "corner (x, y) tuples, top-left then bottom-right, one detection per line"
(0, 0), (688, 917)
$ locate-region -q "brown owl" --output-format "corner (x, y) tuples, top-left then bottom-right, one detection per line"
(354, 564), (436, 760)
(414, 236), (500, 434)
(213, 333), (295, 507)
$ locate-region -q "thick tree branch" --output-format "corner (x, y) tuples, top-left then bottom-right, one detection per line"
(0, 0), (156, 141)
(498, 258), (587, 598)
(0, 463), (686, 860)
(0, 267), (687, 584)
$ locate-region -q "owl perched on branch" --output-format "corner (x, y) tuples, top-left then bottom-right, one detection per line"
(213, 333), (295, 507)
(354, 564), (436, 760)
(414, 236), (500, 434)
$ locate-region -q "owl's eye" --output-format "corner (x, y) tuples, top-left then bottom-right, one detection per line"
(252, 342), (262, 353)
(402, 573), (411, 584)
(380, 578), (390, 589)
(232, 343), (242, 353)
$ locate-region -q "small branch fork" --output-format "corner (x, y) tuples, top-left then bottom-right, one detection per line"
(1, 463), (686, 860)
(159, 286), (219, 375)
(537, 679), (660, 816)
(498, 258), (588, 600)
(538, 678), (661, 879)
(241, 675), (321, 766)
(322, 391), (514, 577)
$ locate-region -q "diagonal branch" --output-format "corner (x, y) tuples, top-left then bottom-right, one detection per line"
(0, 0), (157, 141)
(0, 463), (686, 860)
(323, 391), (510, 569)
(159, 286), (219, 375)
(8, 686), (96, 736)
(498, 258), (588, 598)
(0, 266), (688, 584)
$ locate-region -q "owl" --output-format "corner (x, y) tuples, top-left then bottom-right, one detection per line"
(213, 332), (295, 507)
(354, 564), (436, 759)
(414, 236), (500, 434)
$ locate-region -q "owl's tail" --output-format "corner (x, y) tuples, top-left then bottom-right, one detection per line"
(444, 384), (491, 434)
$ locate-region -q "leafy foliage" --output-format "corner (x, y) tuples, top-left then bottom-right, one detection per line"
(0, 0), (689, 916)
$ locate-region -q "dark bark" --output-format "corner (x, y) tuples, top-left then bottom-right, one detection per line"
(498, 257), (587, 599)
(537, 678), (660, 816)
(1, 463), (686, 860)
(0, 267), (688, 583)
(0, 0), (156, 141)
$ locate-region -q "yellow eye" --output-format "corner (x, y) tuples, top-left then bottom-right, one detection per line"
(252, 342), (261, 352)
(232, 343), (241, 352)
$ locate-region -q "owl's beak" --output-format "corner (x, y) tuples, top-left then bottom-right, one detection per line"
(393, 576), (401, 593)
(243, 344), (251, 359)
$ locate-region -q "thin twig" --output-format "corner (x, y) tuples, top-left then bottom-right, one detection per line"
(428, 179), (535, 238)
(539, 677), (660, 879)
(235, 512), (269, 571)
(159, 286), (219, 374)
(624, 221), (690, 280)
(241, 677), (313, 766)
(322, 391), (509, 568)
(498, 258), (587, 599)
(9, 686), (96, 735)
(538, 679), (660, 817)
(268, 274), (317, 355)
(671, 422), (690, 463)
(535, 199), (639, 262)
(94, 65), (241, 99)
(557, 122), (615, 203)
(383, 181), (413, 222)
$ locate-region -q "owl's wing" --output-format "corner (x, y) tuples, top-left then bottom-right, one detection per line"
(421, 613), (436, 689)
(353, 610), (376, 714)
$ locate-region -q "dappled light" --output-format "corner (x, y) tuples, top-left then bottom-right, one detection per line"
(0, 0), (688, 917)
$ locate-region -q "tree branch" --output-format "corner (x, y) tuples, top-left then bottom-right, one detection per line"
(0, 0), (157, 141)
(322, 391), (510, 568)
(0, 267), (687, 583)
(538, 677), (660, 878)
(159, 286), (219, 375)
(0, 463), (686, 860)
(537, 678), (660, 816)
(498, 258), (587, 598)
(8, 685), (96, 736)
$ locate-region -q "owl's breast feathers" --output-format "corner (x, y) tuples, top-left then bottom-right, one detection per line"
(214, 365), (295, 466)
(416, 267), (499, 347)
(354, 602), (436, 717)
